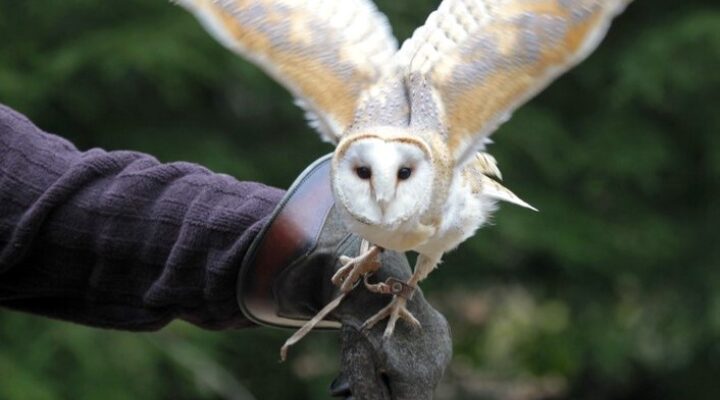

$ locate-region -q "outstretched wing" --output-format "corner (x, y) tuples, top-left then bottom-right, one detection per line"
(398, 0), (630, 164)
(176, 0), (398, 144)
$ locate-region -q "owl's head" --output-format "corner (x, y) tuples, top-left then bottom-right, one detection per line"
(331, 128), (435, 228)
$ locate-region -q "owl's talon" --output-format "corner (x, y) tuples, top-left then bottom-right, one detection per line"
(331, 241), (381, 293)
(361, 296), (421, 338)
(364, 280), (389, 294)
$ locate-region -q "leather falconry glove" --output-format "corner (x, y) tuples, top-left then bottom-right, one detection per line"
(239, 154), (452, 400)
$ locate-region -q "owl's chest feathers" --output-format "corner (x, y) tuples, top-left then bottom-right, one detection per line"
(413, 168), (497, 256)
(354, 168), (496, 256)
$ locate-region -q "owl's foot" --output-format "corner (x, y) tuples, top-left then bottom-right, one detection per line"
(331, 240), (382, 293)
(361, 296), (421, 339)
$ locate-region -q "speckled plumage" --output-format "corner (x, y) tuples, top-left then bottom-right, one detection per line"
(178, 0), (631, 337)
(176, 0), (397, 143)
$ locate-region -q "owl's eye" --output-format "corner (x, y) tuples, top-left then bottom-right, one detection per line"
(355, 166), (372, 180)
(397, 167), (413, 180)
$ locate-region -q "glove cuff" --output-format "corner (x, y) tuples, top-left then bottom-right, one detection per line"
(237, 154), (341, 329)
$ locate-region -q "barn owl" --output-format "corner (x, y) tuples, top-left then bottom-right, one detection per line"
(177, 0), (631, 338)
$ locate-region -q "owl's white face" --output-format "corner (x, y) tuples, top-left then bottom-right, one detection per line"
(332, 133), (435, 228)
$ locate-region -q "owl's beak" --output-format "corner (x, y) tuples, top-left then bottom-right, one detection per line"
(376, 198), (390, 215)
(375, 188), (395, 215)
(373, 173), (395, 216)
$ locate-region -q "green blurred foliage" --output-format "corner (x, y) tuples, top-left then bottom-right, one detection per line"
(1, 0), (718, 399)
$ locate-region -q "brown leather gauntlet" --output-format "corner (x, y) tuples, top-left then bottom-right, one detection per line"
(238, 154), (341, 329)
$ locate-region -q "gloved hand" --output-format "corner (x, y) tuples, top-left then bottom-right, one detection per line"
(238, 154), (452, 399)
(329, 237), (452, 400)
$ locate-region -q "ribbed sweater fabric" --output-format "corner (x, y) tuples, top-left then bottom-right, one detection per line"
(0, 104), (284, 330)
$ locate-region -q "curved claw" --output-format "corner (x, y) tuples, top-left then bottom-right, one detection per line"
(331, 241), (382, 293)
(364, 281), (390, 294)
(331, 262), (355, 289)
(361, 296), (421, 339)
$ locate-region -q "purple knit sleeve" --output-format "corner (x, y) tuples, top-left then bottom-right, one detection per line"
(0, 104), (284, 331)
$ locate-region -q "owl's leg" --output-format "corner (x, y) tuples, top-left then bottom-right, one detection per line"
(331, 239), (382, 293)
(362, 254), (441, 339)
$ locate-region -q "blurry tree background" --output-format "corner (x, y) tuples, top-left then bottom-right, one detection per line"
(1, 0), (718, 399)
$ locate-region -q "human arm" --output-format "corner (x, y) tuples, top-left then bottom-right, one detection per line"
(0, 103), (283, 330)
